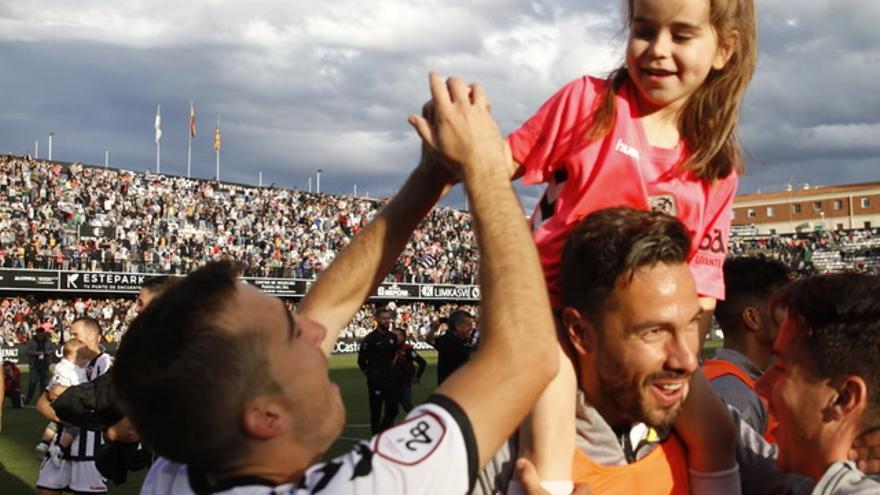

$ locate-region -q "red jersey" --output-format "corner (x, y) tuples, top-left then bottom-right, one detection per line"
(507, 76), (737, 307)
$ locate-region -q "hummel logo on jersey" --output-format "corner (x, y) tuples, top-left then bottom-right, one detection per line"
(615, 139), (640, 161)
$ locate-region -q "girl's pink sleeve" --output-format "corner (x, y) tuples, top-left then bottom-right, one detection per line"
(506, 77), (601, 185)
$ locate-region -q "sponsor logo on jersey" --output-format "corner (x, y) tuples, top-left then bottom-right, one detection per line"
(649, 195), (677, 216)
(615, 139), (640, 161)
(375, 411), (447, 465)
(698, 229), (726, 254)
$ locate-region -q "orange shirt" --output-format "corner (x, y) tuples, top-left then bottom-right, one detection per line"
(572, 433), (690, 495)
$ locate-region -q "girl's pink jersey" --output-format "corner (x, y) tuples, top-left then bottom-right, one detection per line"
(508, 76), (737, 307)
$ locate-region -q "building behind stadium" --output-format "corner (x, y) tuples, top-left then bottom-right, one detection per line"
(732, 182), (880, 236)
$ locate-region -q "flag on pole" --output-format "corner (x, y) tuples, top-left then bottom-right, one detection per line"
(154, 105), (162, 144)
(213, 118), (221, 151)
(189, 101), (196, 138)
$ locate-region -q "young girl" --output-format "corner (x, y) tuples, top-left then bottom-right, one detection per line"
(505, 0), (757, 491)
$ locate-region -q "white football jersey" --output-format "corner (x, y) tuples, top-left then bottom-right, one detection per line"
(142, 396), (477, 495)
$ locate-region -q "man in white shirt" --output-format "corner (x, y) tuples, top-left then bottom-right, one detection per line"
(113, 73), (559, 494)
(36, 317), (118, 494)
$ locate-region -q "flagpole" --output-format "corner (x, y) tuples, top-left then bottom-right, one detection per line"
(187, 100), (194, 178)
(187, 133), (192, 178)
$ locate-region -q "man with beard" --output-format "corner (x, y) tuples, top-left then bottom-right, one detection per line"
(357, 308), (399, 433)
(475, 207), (738, 495)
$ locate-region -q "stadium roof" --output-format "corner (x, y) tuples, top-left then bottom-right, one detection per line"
(735, 181), (880, 203)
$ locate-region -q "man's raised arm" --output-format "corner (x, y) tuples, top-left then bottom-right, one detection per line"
(410, 73), (558, 468)
(299, 145), (453, 357)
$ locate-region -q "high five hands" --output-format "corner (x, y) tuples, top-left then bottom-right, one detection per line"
(408, 72), (512, 185)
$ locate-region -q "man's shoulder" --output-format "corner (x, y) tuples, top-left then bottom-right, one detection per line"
(96, 352), (114, 368)
(815, 461), (880, 494)
(141, 457), (194, 495)
(144, 398), (477, 495)
(300, 397), (476, 494)
(435, 333), (463, 346)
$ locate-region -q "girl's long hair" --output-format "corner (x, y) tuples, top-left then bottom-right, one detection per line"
(586, 0), (758, 182)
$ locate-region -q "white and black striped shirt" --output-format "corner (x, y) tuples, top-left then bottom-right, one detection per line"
(66, 352), (114, 461)
(142, 396), (478, 495)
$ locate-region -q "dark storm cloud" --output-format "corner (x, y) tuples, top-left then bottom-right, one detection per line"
(736, 1), (880, 194)
(0, 0), (876, 208)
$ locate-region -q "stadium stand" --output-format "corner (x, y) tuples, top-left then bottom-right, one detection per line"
(729, 228), (880, 275)
(2, 153), (878, 351)
(0, 295), (473, 352)
(0, 155), (477, 284)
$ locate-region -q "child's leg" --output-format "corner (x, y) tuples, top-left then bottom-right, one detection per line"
(516, 318), (576, 482)
(40, 422), (58, 443)
(58, 429), (77, 449)
(34, 422), (57, 460)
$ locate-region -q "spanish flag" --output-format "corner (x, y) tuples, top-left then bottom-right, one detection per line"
(189, 101), (196, 139)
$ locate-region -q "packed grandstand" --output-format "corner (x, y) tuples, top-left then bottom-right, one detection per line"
(1, 153), (879, 350)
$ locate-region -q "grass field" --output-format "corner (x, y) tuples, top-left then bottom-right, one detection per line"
(1, 342), (722, 494)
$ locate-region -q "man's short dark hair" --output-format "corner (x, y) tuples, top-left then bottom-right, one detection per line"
(561, 207), (691, 323)
(448, 310), (473, 332)
(775, 272), (880, 423)
(715, 256), (792, 334)
(375, 307), (395, 318)
(71, 316), (101, 336)
(113, 261), (279, 473)
(141, 275), (178, 298)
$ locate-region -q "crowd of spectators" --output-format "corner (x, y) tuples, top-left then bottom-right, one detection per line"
(1, 296), (133, 347)
(729, 227), (880, 275)
(0, 155), (477, 284)
(1, 295), (476, 350)
(2, 153), (879, 349)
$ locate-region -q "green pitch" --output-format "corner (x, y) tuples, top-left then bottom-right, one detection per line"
(0, 343), (721, 494)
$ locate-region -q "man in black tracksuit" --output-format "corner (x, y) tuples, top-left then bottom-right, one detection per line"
(427, 309), (477, 385)
(357, 308), (399, 434)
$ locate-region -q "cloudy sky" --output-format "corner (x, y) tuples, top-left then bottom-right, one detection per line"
(0, 0), (877, 210)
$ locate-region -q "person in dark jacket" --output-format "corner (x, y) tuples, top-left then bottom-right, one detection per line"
(357, 308), (399, 434)
(391, 327), (426, 412)
(3, 360), (22, 409)
(24, 327), (54, 404)
(426, 310), (477, 385)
